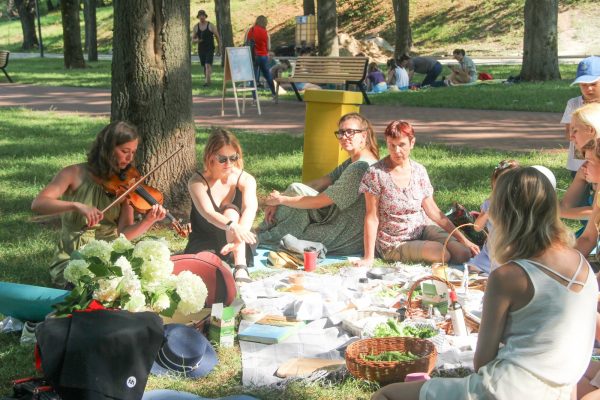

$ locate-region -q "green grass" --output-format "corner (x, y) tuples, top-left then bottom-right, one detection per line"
(5, 58), (582, 113)
(0, 108), (575, 397)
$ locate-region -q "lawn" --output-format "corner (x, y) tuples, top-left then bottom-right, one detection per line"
(4, 57), (581, 113)
(0, 108), (574, 398)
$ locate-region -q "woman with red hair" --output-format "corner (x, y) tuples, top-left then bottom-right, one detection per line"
(356, 120), (479, 267)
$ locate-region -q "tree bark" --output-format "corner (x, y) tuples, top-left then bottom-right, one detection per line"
(521, 0), (560, 81)
(60, 0), (86, 68)
(214, 0), (234, 66)
(46, 0), (55, 11)
(84, 0), (98, 61)
(16, 0), (38, 50)
(303, 0), (315, 16)
(317, 0), (338, 56)
(392, 0), (411, 59)
(111, 0), (196, 210)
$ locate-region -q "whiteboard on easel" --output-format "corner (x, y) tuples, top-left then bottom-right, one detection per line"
(221, 46), (260, 117)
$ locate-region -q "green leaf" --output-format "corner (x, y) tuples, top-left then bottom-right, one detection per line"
(160, 290), (181, 318)
(88, 259), (110, 277)
(130, 257), (143, 275)
(108, 265), (123, 277)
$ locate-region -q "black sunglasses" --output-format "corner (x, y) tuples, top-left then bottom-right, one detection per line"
(333, 128), (365, 139)
(216, 153), (239, 164)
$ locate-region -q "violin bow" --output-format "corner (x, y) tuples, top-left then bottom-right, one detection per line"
(100, 144), (185, 214)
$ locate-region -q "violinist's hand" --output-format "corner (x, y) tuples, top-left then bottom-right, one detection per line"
(230, 222), (257, 245)
(264, 205), (277, 224)
(352, 257), (374, 268)
(265, 190), (285, 206)
(75, 203), (104, 227)
(144, 204), (167, 224)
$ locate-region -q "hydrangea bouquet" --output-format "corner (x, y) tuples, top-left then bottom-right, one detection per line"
(54, 235), (208, 317)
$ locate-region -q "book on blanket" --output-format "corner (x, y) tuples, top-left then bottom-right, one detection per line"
(238, 315), (306, 344)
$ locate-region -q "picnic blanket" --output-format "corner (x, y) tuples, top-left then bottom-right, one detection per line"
(251, 246), (358, 272)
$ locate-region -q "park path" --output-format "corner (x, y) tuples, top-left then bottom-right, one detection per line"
(0, 83), (566, 153)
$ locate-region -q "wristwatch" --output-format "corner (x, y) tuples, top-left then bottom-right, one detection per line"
(225, 220), (234, 231)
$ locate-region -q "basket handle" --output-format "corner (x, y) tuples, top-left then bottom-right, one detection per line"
(405, 275), (453, 315)
(441, 223), (488, 267)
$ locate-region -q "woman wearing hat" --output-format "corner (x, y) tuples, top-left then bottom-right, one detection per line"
(192, 10), (221, 87)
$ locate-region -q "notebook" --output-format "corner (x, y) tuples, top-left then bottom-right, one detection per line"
(238, 315), (305, 344)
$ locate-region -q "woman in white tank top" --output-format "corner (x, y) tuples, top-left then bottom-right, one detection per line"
(372, 167), (599, 400)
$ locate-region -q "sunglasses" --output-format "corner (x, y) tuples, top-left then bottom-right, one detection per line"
(216, 153), (239, 164)
(333, 128), (365, 139)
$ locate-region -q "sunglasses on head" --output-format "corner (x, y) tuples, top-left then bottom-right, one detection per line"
(333, 128), (365, 139)
(216, 153), (239, 164)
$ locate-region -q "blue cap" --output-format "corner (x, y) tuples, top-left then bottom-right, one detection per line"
(572, 56), (600, 85)
(150, 324), (218, 379)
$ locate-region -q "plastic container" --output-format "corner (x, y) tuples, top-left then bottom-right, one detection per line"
(404, 372), (431, 382)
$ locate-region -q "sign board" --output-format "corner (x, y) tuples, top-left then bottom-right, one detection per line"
(221, 46), (260, 117)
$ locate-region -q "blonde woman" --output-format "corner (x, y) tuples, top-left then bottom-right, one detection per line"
(185, 129), (257, 283)
(372, 167), (598, 400)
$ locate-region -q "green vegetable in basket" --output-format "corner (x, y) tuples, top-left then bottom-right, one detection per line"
(373, 318), (403, 338)
(402, 325), (438, 339)
(361, 351), (419, 362)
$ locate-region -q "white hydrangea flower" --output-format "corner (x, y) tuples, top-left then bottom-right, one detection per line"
(175, 271), (208, 315)
(80, 240), (112, 264)
(152, 293), (171, 312)
(93, 277), (122, 303)
(140, 257), (174, 285)
(123, 290), (147, 312)
(63, 259), (93, 284)
(114, 256), (132, 273)
(120, 268), (142, 294)
(133, 239), (171, 263)
(112, 234), (134, 253)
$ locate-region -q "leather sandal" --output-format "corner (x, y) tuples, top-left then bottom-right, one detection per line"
(233, 265), (252, 284)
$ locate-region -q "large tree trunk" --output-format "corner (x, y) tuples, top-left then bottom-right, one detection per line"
(111, 0), (196, 210)
(84, 0), (98, 61)
(521, 0), (560, 81)
(303, 0), (315, 16)
(214, 0), (234, 66)
(392, 0), (411, 59)
(317, 0), (338, 56)
(47, 0), (55, 11)
(16, 0), (38, 50)
(60, 0), (86, 68)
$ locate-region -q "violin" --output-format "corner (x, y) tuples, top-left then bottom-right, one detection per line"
(100, 165), (189, 238)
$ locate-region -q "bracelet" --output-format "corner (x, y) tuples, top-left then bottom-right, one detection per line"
(225, 220), (234, 231)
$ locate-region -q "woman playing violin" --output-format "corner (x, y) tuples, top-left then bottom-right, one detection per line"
(31, 121), (167, 287)
(185, 129), (257, 284)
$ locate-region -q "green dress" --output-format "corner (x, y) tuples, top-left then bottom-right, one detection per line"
(258, 158), (375, 255)
(48, 168), (121, 286)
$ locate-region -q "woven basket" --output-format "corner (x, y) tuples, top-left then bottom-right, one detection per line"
(405, 275), (480, 334)
(345, 337), (437, 384)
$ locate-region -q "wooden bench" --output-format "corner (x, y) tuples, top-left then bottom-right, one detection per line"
(275, 56), (370, 105)
(0, 51), (13, 83)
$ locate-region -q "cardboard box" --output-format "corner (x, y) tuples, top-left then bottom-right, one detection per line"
(208, 300), (242, 348)
(421, 281), (449, 315)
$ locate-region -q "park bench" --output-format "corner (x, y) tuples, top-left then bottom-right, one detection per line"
(0, 51), (13, 83)
(275, 56), (370, 105)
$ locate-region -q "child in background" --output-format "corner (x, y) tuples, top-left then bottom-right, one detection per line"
(468, 159), (520, 274)
(367, 62), (388, 93)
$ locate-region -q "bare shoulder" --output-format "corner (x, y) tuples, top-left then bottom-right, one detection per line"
(188, 172), (208, 189)
(238, 170), (256, 189)
(489, 261), (530, 295)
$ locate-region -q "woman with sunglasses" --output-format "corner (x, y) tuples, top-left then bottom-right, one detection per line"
(258, 113), (379, 255)
(185, 129), (257, 283)
(356, 120), (479, 268)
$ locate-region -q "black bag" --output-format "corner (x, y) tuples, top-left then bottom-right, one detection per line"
(244, 27), (256, 62)
(5, 377), (61, 400)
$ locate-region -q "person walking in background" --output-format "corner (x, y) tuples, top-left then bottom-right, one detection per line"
(447, 48), (477, 85)
(246, 15), (276, 99)
(398, 54), (442, 87)
(192, 10), (221, 87)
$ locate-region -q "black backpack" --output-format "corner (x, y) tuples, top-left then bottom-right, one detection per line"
(244, 27), (256, 62)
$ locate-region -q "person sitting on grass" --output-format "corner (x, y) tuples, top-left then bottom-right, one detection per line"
(372, 167), (598, 400)
(355, 120), (479, 268)
(185, 129), (257, 284)
(398, 54), (442, 87)
(258, 112), (379, 256)
(446, 48), (477, 85)
(386, 58), (409, 91)
(367, 62), (388, 93)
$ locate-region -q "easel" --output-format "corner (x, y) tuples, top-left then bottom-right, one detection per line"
(221, 46), (261, 117)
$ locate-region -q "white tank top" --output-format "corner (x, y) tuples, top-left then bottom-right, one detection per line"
(496, 254), (598, 385)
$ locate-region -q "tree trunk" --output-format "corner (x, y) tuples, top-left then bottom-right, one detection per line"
(317, 0), (338, 56)
(214, 0), (234, 66)
(521, 0), (560, 81)
(60, 0), (86, 68)
(47, 0), (55, 11)
(16, 0), (38, 50)
(392, 0), (411, 59)
(111, 0), (196, 211)
(84, 0), (98, 61)
(83, 0), (89, 51)
(303, 0), (315, 16)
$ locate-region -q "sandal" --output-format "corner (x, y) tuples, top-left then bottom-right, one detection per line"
(233, 265), (252, 284)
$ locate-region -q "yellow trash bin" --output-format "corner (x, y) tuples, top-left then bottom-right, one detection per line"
(302, 89), (363, 182)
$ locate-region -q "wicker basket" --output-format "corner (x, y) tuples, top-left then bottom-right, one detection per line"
(345, 337), (437, 384)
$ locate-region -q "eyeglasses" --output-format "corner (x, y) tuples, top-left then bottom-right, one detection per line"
(216, 153), (239, 164)
(333, 129), (365, 139)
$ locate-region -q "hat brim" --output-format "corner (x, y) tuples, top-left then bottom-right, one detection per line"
(571, 75), (600, 85)
(150, 343), (217, 378)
